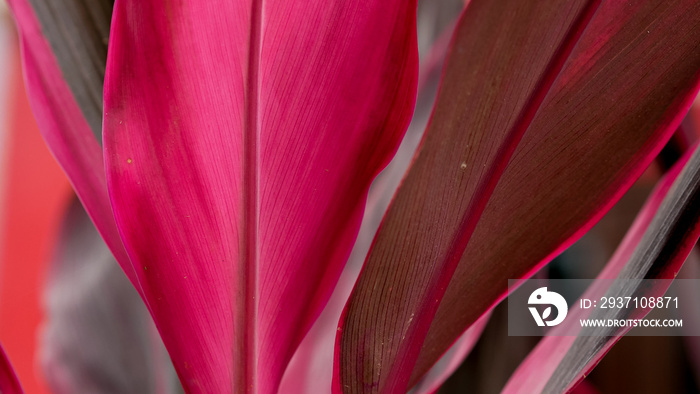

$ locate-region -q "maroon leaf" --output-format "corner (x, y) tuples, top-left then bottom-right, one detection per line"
(336, 0), (700, 392)
(503, 144), (691, 392)
(336, 0), (600, 391)
(507, 141), (700, 392)
(408, 312), (490, 394)
(0, 344), (22, 394)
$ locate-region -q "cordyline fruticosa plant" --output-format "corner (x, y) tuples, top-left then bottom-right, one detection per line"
(1, 0), (700, 392)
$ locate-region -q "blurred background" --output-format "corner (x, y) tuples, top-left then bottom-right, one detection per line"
(0, 0), (699, 393)
(0, 4), (73, 393)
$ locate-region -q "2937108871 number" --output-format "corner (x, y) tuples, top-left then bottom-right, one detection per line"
(598, 296), (678, 309)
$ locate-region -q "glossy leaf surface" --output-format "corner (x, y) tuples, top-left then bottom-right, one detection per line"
(103, 0), (418, 392)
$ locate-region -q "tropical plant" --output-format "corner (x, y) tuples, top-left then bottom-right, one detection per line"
(1, 0), (700, 393)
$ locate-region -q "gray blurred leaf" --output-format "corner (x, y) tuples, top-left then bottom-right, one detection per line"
(416, 0), (464, 60)
(24, 0), (113, 140)
(40, 198), (179, 394)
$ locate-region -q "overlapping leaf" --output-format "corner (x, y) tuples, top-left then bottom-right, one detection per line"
(416, 1), (700, 382)
(7, 0), (138, 289)
(103, 0), (418, 392)
(336, 0), (599, 391)
(41, 198), (177, 394)
(337, 0), (700, 392)
(22, 0), (111, 139)
(0, 344), (22, 394)
(280, 13), (462, 390)
(506, 142), (700, 393)
(408, 312), (490, 394)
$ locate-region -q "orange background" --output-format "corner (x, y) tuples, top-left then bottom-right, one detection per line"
(0, 22), (71, 394)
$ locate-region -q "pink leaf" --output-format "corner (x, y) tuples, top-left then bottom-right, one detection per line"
(7, 0), (140, 291)
(279, 10), (460, 391)
(102, 0), (418, 392)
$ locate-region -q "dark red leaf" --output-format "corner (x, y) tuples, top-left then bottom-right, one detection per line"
(336, 0), (700, 392)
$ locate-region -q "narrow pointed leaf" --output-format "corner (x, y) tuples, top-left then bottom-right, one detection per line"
(508, 141), (700, 393)
(280, 23), (458, 392)
(408, 312), (489, 394)
(41, 198), (177, 394)
(503, 146), (692, 393)
(7, 0), (140, 288)
(20, 0), (112, 139)
(337, 0), (700, 390)
(103, 1), (418, 392)
(0, 345), (22, 394)
(337, 1), (600, 391)
(416, 1), (700, 381)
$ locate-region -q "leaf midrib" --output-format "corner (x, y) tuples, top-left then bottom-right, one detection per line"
(235, 0), (263, 392)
